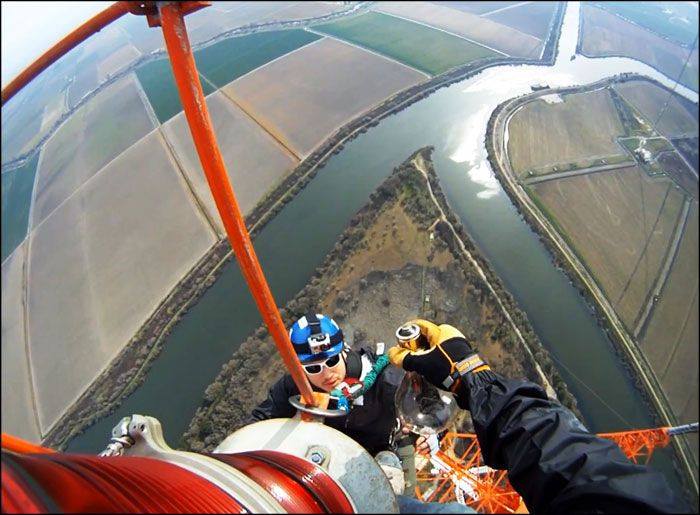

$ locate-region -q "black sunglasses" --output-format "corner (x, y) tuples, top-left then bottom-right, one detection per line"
(303, 354), (342, 375)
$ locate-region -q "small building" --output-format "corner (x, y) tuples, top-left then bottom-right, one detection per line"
(635, 148), (652, 163)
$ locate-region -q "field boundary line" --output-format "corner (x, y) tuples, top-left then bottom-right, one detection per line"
(615, 184), (673, 307)
(522, 161), (635, 184)
(305, 28), (432, 77)
(217, 88), (302, 161)
(26, 126), (161, 237)
(18, 239), (43, 439)
(658, 281), (698, 380)
(27, 143), (46, 233)
(218, 36), (327, 88)
(132, 71), (161, 128)
(481, 1), (532, 16)
(155, 128), (221, 238)
(633, 197), (692, 337)
(371, 10), (511, 57)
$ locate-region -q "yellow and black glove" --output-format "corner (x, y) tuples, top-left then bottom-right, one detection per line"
(388, 319), (489, 394)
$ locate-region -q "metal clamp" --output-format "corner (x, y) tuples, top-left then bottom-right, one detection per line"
(99, 416), (135, 457)
(288, 395), (348, 418)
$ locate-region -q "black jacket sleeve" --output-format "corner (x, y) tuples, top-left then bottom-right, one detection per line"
(248, 375), (298, 423)
(457, 370), (685, 514)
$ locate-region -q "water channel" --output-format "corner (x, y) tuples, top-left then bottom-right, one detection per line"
(67, 1), (697, 502)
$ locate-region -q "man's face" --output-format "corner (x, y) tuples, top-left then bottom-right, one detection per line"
(305, 354), (347, 392)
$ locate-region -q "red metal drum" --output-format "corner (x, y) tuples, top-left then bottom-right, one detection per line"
(210, 450), (355, 513)
(2, 450), (245, 513)
(2, 448), (354, 513)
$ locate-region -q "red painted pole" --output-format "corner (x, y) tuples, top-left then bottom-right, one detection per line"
(158, 3), (316, 405)
(1, 433), (55, 455)
(1, 2), (130, 105)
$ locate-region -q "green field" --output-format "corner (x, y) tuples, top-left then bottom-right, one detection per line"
(314, 12), (499, 76)
(590, 1), (698, 47)
(1, 153), (40, 261)
(136, 59), (215, 123)
(193, 29), (321, 87)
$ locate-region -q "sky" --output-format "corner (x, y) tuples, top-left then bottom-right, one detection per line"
(1, 1), (112, 87)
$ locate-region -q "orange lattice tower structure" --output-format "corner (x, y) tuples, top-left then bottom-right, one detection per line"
(415, 423), (698, 514)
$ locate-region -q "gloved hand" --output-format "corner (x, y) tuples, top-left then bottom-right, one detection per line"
(388, 319), (489, 393)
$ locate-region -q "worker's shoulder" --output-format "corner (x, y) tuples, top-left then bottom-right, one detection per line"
(356, 342), (404, 387)
(274, 374), (300, 395)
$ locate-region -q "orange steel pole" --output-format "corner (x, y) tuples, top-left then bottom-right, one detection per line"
(158, 3), (316, 405)
(1, 434), (56, 455)
(1, 2), (130, 105)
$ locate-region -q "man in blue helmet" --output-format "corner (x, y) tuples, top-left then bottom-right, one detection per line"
(249, 313), (406, 458)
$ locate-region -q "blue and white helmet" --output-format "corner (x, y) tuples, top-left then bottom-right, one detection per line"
(289, 313), (344, 364)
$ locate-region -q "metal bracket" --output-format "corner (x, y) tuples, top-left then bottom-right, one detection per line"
(99, 416), (135, 457)
(288, 395), (348, 418)
(127, 1), (211, 28)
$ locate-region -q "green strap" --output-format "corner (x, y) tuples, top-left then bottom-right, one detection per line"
(331, 354), (390, 406)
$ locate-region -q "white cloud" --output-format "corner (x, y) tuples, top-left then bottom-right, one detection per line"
(1, 1), (112, 88)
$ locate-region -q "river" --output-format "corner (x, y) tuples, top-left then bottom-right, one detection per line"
(67, 1), (696, 502)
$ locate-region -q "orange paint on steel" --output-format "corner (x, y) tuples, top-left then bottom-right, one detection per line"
(157, 3), (316, 405)
(1, 2), (130, 105)
(598, 427), (670, 464)
(1, 433), (56, 455)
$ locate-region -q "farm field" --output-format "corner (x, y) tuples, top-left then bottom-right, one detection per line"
(613, 80), (698, 139)
(1, 242), (41, 441)
(40, 87), (68, 134)
(1, 153), (40, 262)
(223, 37), (426, 156)
(115, 11), (166, 54)
(135, 59), (215, 124)
(671, 136), (699, 174)
(68, 63), (99, 108)
(657, 152), (698, 199)
(32, 75), (155, 228)
(530, 166), (685, 330)
(192, 29), (321, 88)
(589, 1), (698, 47)
(162, 91), (299, 229)
(484, 1), (558, 41)
(26, 131), (217, 434)
(258, 1), (344, 21)
(579, 4), (699, 92)
(640, 202), (698, 460)
(431, 1), (520, 15)
(313, 11), (499, 76)
(96, 43), (141, 81)
(507, 89), (626, 176)
(372, 2), (541, 58)
(205, 1), (342, 29)
(1, 70), (71, 164)
(1, 96), (43, 164)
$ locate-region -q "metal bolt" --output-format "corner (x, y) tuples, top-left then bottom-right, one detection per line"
(309, 451), (324, 464)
